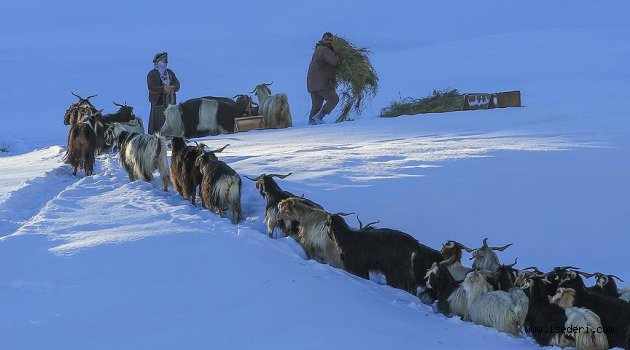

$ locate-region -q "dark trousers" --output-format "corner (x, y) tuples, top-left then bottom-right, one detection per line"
(309, 88), (339, 117)
(148, 104), (166, 135)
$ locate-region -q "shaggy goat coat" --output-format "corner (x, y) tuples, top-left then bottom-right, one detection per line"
(108, 125), (170, 190)
(558, 271), (630, 349)
(169, 137), (204, 205)
(327, 214), (418, 294)
(424, 262), (470, 321)
(254, 85), (292, 129)
(276, 198), (342, 268)
(463, 271), (528, 336)
(195, 152), (242, 224)
(64, 116), (98, 176)
(551, 288), (609, 350)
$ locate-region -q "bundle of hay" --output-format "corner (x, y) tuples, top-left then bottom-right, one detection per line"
(333, 35), (378, 122)
(380, 89), (464, 118)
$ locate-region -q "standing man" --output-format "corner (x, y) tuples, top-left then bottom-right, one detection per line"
(147, 52), (180, 134)
(307, 32), (341, 125)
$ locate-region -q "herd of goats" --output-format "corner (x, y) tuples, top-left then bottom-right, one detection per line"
(61, 91), (630, 350)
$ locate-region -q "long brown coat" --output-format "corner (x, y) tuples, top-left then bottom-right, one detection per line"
(147, 68), (180, 134)
(307, 42), (340, 93)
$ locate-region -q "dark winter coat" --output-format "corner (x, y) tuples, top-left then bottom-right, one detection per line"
(147, 68), (180, 106)
(307, 42), (340, 93)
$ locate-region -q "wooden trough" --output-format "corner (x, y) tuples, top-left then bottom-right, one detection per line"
(234, 116), (265, 132)
(463, 91), (522, 110)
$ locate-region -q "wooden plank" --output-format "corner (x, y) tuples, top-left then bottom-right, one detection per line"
(496, 91), (521, 108)
(234, 116), (264, 132)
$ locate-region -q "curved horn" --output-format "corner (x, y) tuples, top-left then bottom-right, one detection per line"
(264, 82), (274, 86)
(85, 94), (97, 100)
(357, 214), (364, 229)
(113, 101), (125, 107)
(364, 220), (380, 228)
(71, 92), (83, 100)
(522, 266), (542, 273)
(455, 241), (474, 252)
(244, 174), (264, 181)
(491, 243), (513, 251)
(268, 172), (292, 179)
(334, 212), (355, 217)
(213, 144), (230, 153)
(557, 266), (580, 271)
(506, 258), (518, 268)
(577, 271), (596, 279)
(610, 274), (624, 282)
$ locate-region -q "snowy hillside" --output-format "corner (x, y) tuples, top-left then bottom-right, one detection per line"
(2, 1), (630, 349)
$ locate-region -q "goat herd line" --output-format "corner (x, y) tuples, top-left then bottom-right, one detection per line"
(61, 92), (630, 350)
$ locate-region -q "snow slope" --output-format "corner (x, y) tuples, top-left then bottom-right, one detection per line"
(1, 0), (630, 349)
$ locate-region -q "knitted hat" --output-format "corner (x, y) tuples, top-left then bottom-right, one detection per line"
(153, 52), (168, 63)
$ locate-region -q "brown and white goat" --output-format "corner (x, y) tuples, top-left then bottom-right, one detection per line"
(63, 92), (98, 126)
(169, 137), (207, 205)
(106, 124), (170, 190)
(251, 83), (292, 128)
(440, 240), (474, 282)
(245, 173), (323, 237)
(194, 146), (242, 224)
(63, 115), (99, 176)
(276, 198), (342, 267)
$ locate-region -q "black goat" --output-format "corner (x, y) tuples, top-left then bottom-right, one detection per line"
(411, 241), (444, 294)
(588, 272), (624, 298)
(326, 213), (421, 294)
(559, 270), (630, 349)
(245, 173), (322, 237)
(521, 275), (573, 347)
(486, 258), (519, 292)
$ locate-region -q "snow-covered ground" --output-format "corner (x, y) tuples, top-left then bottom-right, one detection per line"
(1, 1), (629, 349)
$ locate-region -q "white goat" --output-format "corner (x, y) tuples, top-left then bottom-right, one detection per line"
(106, 124), (170, 191)
(463, 270), (528, 336)
(551, 287), (609, 350)
(252, 83), (292, 129)
(470, 238), (513, 272)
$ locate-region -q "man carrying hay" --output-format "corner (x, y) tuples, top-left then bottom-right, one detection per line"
(307, 32), (341, 125)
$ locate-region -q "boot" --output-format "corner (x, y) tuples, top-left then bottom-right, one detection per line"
(308, 109), (326, 125)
